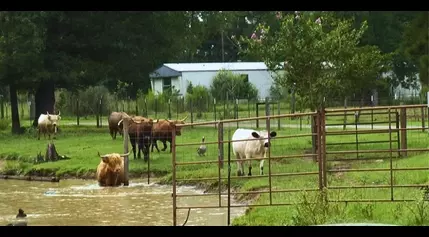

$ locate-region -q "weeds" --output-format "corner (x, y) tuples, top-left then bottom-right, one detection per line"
(291, 189), (348, 225)
(405, 190), (429, 226)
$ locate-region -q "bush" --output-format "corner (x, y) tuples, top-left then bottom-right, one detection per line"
(137, 89), (183, 116)
(210, 69), (259, 101)
(185, 85), (210, 115)
(0, 118), (9, 131)
(269, 82), (290, 100)
(55, 86), (115, 117)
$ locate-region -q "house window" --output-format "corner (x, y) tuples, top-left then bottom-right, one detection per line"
(162, 77), (172, 92)
(240, 74), (249, 83)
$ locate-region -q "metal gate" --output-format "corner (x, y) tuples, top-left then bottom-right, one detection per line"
(171, 104), (429, 226)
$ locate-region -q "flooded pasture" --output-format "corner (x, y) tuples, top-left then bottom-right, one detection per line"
(0, 179), (246, 226)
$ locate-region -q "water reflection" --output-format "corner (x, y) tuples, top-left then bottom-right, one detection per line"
(0, 179), (246, 226)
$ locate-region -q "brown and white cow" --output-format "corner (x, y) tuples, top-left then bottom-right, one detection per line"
(37, 111), (61, 140)
(151, 116), (187, 153)
(118, 116), (154, 162)
(96, 152), (129, 187)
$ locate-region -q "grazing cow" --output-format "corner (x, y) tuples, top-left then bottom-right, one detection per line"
(37, 111), (61, 140)
(231, 128), (277, 176)
(96, 152), (129, 187)
(118, 116), (154, 162)
(151, 116), (188, 153)
(108, 112), (129, 140)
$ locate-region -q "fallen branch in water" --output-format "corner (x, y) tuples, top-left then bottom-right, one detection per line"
(0, 175), (60, 182)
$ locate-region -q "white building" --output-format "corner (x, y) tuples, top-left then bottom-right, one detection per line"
(149, 62), (277, 99)
(382, 71), (422, 99)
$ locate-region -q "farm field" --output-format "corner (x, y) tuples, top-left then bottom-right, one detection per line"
(0, 117), (428, 226)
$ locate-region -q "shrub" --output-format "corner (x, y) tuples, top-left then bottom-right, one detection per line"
(55, 86), (115, 117)
(210, 69), (259, 101)
(0, 118), (9, 131)
(185, 85), (210, 115)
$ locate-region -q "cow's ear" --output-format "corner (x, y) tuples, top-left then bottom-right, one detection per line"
(270, 131), (277, 138)
(251, 132), (260, 138)
(101, 157), (108, 163)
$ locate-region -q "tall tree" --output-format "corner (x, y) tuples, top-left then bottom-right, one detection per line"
(0, 11), (46, 133)
(400, 11), (429, 92)
(238, 11), (390, 110)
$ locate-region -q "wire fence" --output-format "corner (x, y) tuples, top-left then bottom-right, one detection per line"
(0, 91), (427, 129)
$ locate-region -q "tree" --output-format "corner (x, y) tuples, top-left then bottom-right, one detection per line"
(333, 11), (420, 97)
(210, 69), (258, 101)
(238, 11), (390, 110)
(0, 11), (46, 133)
(400, 12), (428, 94)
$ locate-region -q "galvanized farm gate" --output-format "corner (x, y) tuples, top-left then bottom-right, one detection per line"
(171, 103), (429, 226)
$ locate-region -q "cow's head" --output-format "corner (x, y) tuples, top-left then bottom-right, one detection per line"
(98, 152), (129, 174)
(46, 111), (61, 133)
(251, 130), (277, 148)
(168, 115), (187, 136)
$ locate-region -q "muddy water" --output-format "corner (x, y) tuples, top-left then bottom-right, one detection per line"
(0, 179), (246, 226)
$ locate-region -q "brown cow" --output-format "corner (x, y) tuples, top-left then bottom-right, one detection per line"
(151, 116), (187, 153)
(118, 116), (154, 162)
(108, 112), (129, 140)
(96, 152), (129, 187)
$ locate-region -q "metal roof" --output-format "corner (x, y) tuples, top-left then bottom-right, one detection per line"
(149, 62), (270, 78)
(149, 64), (182, 78)
(164, 62), (269, 72)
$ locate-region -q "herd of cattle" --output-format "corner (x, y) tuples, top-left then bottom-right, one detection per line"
(36, 111), (278, 187)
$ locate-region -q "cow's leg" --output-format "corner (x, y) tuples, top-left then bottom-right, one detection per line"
(38, 129), (40, 140)
(152, 139), (160, 152)
(143, 138), (150, 162)
(236, 154), (243, 176)
(110, 128), (115, 140)
(130, 137), (137, 160)
(150, 139), (155, 152)
(137, 137), (142, 159)
(161, 139), (167, 151)
(259, 159), (265, 175)
(168, 138), (172, 153)
(245, 154), (252, 176)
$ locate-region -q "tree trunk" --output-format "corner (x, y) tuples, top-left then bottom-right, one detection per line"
(44, 142), (59, 162)
(0, 96), (4, 119)
(32, 80), (55, 127)
(9, 83), (21, 134)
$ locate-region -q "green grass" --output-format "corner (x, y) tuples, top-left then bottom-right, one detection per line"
(0, 118), (429, 226)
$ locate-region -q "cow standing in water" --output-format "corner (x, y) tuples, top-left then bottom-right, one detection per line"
(37, 111), (61, 140)
(96, 152), (129, 187)
(231, 128), (277, 176)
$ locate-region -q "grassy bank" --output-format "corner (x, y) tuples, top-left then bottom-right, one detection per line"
(0, 123), (428, 226)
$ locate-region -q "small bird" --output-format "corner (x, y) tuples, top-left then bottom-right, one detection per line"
(197, 136), (207, 156)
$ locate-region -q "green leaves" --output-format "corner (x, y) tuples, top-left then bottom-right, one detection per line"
(210, 69), (258, 100)
(239, 11), (388, 110)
